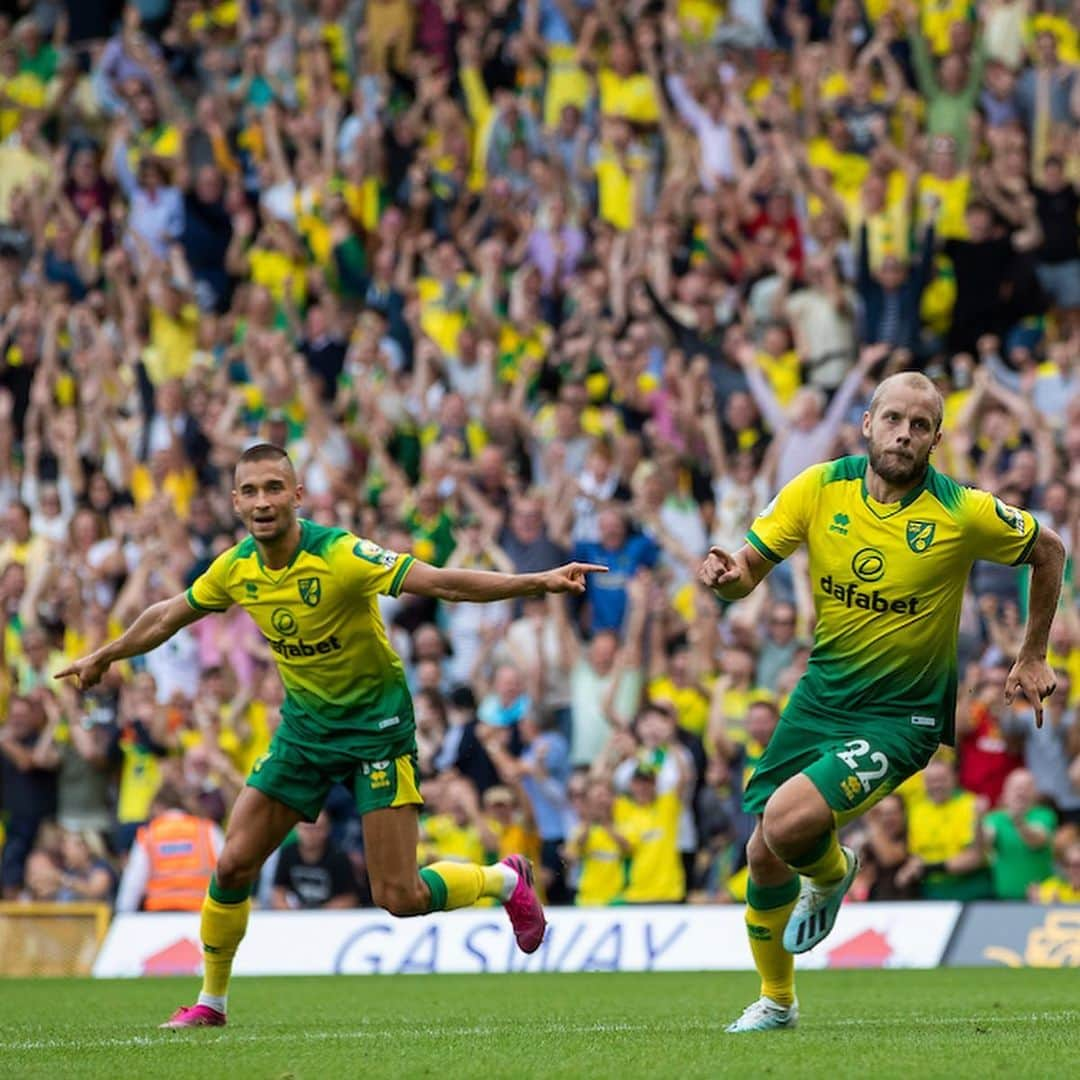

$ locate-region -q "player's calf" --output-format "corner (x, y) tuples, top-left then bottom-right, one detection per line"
(373, 877), (431, 917)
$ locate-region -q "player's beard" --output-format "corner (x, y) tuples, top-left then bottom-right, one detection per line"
(867, 440), (930, 487)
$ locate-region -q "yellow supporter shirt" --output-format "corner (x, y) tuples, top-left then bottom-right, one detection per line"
(498, 320), (552, 384)
(597, 69), (660, 125)
(544, 43), (591, 129)
(676, 0), (722, 42)
(1028, 14), (1080, 64)
(720, 685), (775, 734)
(570, 824), (627, 906)
(131, 463), (197, 519)
(807, 138), (869, 215)
(1047, 644), (1080, 707)
(746, 456), (1038, 747)
(0, 71), (46, 138)
(922, 0), (972, 56)
(595, 147), (644, 232)
(615, 790), (684, 902)
(757, 350), (802, 407)
(128, 124), (183, 171)
(850, 174), (912, 270)
(907, 789), (978, 864)
(144, 303), (199, 385)
(247, 248), (307, 307)
(485, 817), (541, 867)
(459, 65), (495, 191)
(421, 814), (486, 865)
(1036, 877), (1080, 904)
(648, 676), (710, 738)
(117, 738), (164, 825)
(916, 173), (971, 240)
(416, 274), (475, 357)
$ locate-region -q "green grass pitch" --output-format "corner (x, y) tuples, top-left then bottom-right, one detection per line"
(1, 970), (1077, 1079)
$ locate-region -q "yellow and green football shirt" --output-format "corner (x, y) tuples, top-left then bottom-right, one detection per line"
(186, 519), (416, 758)
(615, 791), (685, 903)
(746, 456), (1039, 745)
(569, 824), (628, 906)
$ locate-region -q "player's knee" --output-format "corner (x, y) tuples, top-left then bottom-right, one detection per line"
(372, 878), (427, 917)
(761, 799), (806, 855)
(746, 828), (779, 876)
(762, 796), (832, 857)
(215, 845), (261, 892)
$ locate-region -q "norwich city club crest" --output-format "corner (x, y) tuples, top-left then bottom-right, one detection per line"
(906, 520), (936, 553)
(298, 577), (321, 606)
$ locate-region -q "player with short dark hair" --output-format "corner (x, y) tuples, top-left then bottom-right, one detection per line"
(699, 372), (1064, 1032)
(58, 446), (606, 1028)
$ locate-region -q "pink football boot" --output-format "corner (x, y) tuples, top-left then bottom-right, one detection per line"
(501, 854), (547, 954)
(159, 1004), (226, 1029)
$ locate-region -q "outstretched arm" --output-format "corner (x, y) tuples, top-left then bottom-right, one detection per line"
(56, 592), (205, 690)
(400, 560), (607, 603)
(1005, 527), (1066, 727)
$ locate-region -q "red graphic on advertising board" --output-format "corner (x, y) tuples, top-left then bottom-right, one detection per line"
(141, 938), (202, 976)
(826, 928), (893, 968)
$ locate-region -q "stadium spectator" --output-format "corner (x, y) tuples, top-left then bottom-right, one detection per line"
(956, 660), (1026, 807)
(572, 505), (658, 633)
(30, 686), (114, 835)
(0, 695), (59, 898)
(481, 782), (541, 869)
(114, 782), (222, 913)
(984, 768), (1058, 900)
(271, 812), (359, 910)
(612, 760), (686, 904)
(560, 574), (647, 769)
(484, 708), (571, 903)
(23, 827), (114, 904)
(899, 757), (992, 900)
(1031, 839), (1080, 904)
(563, 778), (629, 906)
(849, 795), (918, 901)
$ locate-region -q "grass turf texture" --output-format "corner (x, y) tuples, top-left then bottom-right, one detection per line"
(1, 970), (1077, 1079)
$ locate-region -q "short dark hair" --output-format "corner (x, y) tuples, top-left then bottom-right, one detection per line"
(235, 443), (294, 479)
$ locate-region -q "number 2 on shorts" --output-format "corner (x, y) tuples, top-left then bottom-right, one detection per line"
(836, 738), (889, 794)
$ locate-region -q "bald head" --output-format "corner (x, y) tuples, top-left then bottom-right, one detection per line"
(868, 372), (943, 432)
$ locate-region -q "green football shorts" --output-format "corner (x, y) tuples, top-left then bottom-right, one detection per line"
(246, 723), (423, 822)
(743, 704), (940, 825)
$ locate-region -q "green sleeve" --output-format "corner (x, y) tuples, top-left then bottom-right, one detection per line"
(908, 23), (938, 100)
(963, 37), (987, 104)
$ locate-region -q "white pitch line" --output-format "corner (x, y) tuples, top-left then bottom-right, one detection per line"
(1, 1012), (1076, 1055)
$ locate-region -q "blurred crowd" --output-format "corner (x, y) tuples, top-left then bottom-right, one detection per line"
(0, 0), (1079, 914)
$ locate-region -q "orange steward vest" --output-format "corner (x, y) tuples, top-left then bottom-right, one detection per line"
(138, 812), (217, 911)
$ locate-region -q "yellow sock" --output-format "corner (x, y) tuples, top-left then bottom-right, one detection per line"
(199, 880), (252, 1006)
(419, 861), (512, 910)
(791, 830), (848, 886)
(746, 877), (799, 1007)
